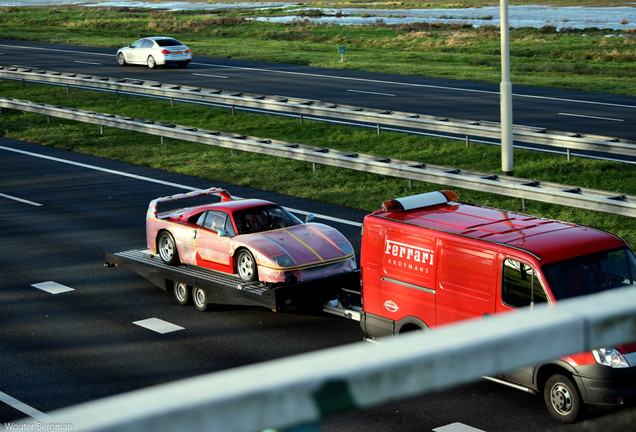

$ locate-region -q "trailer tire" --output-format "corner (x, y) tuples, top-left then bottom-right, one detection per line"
(236, 249), (258, 283)
(173, 281), (190, 305)
(158, 231), (179, 265)
(192, 287), (208, 311)
(544, 374), (582, 423)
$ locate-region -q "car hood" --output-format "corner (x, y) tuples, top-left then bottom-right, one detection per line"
(236, 223), (352, 266)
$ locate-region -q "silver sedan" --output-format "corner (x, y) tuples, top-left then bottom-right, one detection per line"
(117, 37), (191, 69)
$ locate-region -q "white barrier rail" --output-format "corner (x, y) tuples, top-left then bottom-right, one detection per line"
(1, 97), (635, 218)
(20, 285), (636, 432)
(2, 66), (635, 158)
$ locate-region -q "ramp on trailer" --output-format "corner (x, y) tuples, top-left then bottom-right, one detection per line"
(105, 249), (360, 311)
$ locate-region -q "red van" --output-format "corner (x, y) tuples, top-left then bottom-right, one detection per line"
(359, 190), (636, 423)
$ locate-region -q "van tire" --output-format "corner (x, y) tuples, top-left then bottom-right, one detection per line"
(544, 374), (582, 423)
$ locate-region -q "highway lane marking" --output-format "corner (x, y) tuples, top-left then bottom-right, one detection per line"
(32, 281), (75, 294)
(0, 145), (362, 227)
(0, 390), (52, 422)
(347, 89), (396, 97)
(0, 192), (43, 206)
(558, 112), (625, 122)
(433, 422), (486, 432)
(2, 42), (634, 110)
(133, 318), (184, 334)
(192, 72), (228, 79)
(73, 60), (102, 65)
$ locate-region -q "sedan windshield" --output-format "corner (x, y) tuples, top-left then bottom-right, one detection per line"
(542, 247), (636, 300)
(233, 205), (302, 235)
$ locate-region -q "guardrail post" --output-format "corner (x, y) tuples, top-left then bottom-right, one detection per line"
(100, 125), (104, 135)
(231, 105), (236, 116)
(466, 136), (471, 148)
(170, 97), (174, 108)
(567, 148), (572, 161)
(300, 113), (304, 124)
(66, 84), (70, 95)
(21, 79), (26, 89)
(115, 89), (119, 101)
(377, 124), (381, 135)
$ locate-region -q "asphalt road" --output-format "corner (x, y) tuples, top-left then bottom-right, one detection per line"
(0, 39), (635, 144)
(1, 137), (626, 431)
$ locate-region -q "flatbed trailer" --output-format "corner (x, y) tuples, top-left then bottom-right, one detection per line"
(105, 249), (361, 315)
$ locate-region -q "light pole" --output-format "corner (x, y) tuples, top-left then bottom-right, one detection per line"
(500, 0), (513, 176)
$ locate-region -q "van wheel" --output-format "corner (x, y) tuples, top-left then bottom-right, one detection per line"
(192, 287), (208, 311)
(544, 374), (582, 423)
(173, 281), (190, 305)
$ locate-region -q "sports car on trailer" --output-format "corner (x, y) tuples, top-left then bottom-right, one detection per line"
(146, 187), (357, 285)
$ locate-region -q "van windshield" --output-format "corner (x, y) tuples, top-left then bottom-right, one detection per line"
(542, 247), (636, 300)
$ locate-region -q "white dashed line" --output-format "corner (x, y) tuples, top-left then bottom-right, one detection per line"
(433, 422), (486, 432)
(558, 112), (624, 122)
(347, 89), (396, 97)
(0, 192), (42, 206)
(192, 73), (228, 79)
(133, 318), (185, 334)
(31, 281), (75, 294)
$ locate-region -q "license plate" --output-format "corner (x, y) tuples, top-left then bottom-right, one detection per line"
(174, 51), (183, 54)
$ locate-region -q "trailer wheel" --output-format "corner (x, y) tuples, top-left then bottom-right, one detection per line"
(544, 374), (582, 423)
(192, 287), (208, 311)
(173, 281), (190, 305)
(236, 249), (257, 283)
(158, 231), (179, 265)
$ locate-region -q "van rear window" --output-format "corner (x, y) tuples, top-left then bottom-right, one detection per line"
(543, 247), (636, 300)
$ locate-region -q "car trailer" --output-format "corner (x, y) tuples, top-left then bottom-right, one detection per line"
(105, 249), (361, 314)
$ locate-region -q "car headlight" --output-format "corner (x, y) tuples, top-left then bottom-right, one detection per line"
(592, 348), (630, 368)
(272, 254), (295, 268)
(337, 241), (354, 256)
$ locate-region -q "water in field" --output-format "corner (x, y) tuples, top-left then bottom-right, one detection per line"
(2, 1), (634, 31)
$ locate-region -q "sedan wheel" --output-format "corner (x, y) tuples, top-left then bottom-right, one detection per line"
(192, 287), (208, 311)
(236, 249), (258, 283)
(117, 52), (126, 66)
(158, 231), (179, 265)
(173, 281), (190, 305)
(147, 55), (157, 69)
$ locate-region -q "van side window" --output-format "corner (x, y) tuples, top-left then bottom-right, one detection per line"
(502, 259), (547, 308)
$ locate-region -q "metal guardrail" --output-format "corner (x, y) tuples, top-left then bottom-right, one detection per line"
(1, 97), (635, 218)
(18, 285), (636, 431)
(1, 66), (635, 158)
